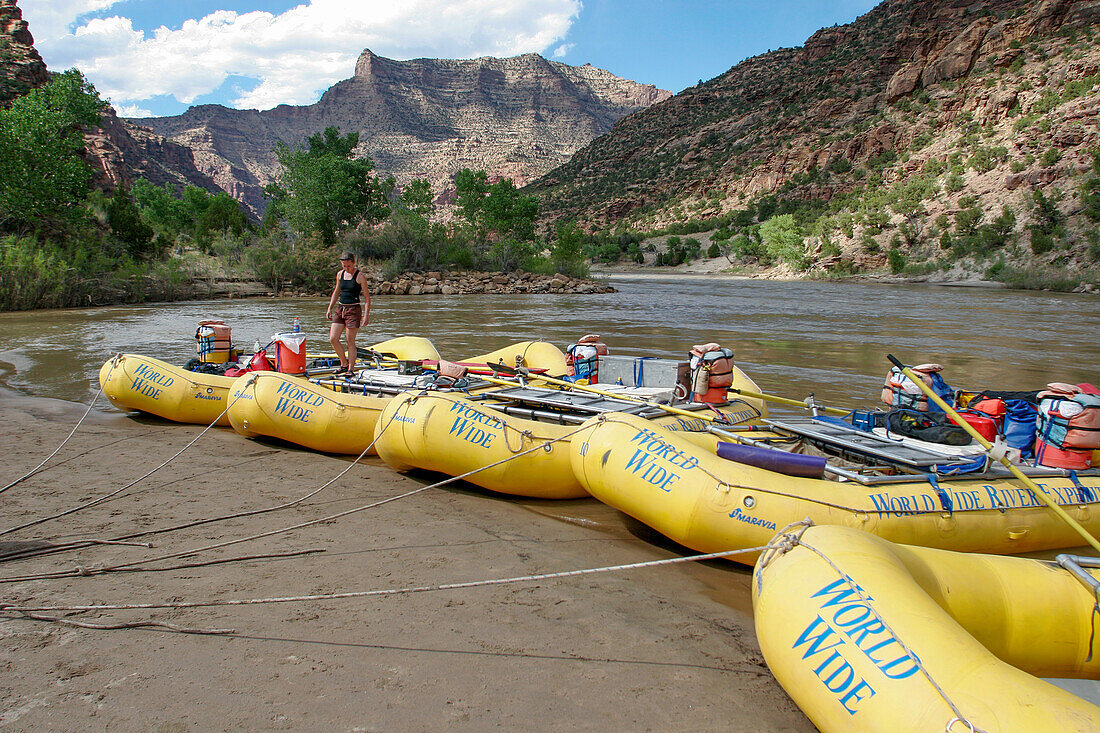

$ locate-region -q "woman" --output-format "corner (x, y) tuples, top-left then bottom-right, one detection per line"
(326, 251), (371, 373)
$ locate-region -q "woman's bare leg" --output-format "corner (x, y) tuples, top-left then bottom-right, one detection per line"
(345, 326), (359, 370)
(329, 323), (347, 368)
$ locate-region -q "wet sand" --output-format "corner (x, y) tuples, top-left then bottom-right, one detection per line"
(0, 393), (810, 731)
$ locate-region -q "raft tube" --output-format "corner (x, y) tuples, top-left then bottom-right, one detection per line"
(228, 372), (389, 455)
(374, 390), (768, 499)
(753, 524), (1100, 731)
(99, 354), (237, 426)
(227, 336), (442, 454)
(466, 340), (568, 376)
(569, 412), (1100, 563)
(374, 391), (587, 499)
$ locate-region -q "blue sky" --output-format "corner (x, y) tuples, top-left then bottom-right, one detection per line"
(23, 0), (878, 118)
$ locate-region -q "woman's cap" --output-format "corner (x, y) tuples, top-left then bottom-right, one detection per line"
(339, 251), (355, 261)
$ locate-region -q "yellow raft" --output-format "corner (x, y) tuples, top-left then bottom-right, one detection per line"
(374, 387), (767, 500)
(227, 336), (441, 454)
(98, 337), (439, 428)
(569, 412), (1100, 562)
(227, 340), (567, 456)
(753, 524), (1100, 731)
(99, 353), (238, 426)
(470, 340), (568, 375)
(375, 391), (588, 498)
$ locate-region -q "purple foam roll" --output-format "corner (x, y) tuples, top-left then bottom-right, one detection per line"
(716, 442), (826, 479)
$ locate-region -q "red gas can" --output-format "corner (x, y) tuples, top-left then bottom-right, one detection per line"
(951, 410), (998, 442)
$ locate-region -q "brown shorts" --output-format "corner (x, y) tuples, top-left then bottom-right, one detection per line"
(331, 303), (362, 328)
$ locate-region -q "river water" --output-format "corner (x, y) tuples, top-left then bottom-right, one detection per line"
(1, 275), (1097, 405)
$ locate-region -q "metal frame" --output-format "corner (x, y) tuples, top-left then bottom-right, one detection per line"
(1056, 555), (1100, 595)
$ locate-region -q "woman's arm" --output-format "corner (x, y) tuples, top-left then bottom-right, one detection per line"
(326, 273), (340, 317)
(357, 271), (371, 327)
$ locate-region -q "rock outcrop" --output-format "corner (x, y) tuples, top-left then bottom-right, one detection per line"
(533, 0), (1100, 238)
(371, 270), (614, 296)
(133, 51), (671, 215)
(0, 0), (224, 198)
(0, 0), (47, 106)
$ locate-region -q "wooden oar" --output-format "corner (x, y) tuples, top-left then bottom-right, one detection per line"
(888, 354), (1100, 554)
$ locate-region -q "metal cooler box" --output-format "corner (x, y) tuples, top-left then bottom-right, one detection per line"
(596, 355), (689, 389)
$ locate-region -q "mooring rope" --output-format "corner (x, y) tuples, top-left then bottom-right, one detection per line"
(0, 355), (120, 495)
(0, 417), (593, 583)
(1, 540), (778, 618)
(0, 375), (254, 538)
(0, 393), (402, 576)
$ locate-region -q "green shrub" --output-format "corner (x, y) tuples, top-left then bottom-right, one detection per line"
(968, 145), (1008, 173)
(107, 186), (155, 258)
(955, 203), (983, 236)
(551, 221), (589, 278)
(760, 214), (806, 267)
(244, 238), (333, 293)
(1029, 229), (1056, 255)
(888, 247), (906, 274)
(826, 156), (852, 174)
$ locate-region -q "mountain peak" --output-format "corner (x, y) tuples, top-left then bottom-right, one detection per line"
(137, 53), (671, 215)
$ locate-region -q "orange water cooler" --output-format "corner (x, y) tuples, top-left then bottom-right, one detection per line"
(272, 332), (307, 374)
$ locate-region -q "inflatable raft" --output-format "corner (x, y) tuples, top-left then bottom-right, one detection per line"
(374, 382), (767, 499)
(569, 412), (1100, 562)
(753, 524), (1100, 731)
(99, 353), (239, 426)
(226, 336), (441, 454)
(99, 336), (440, 427)
(227, 341), (569, 455)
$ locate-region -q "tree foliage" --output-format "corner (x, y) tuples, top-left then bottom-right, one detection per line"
(453, 168), (538, 243)
(551, 220), (588, 278)
(759, 214), (806, 267)
(131, 179), (250, 247)
(399, 179), (434, 218)
(0, 69), (105, 232)
(268, 127), (392, 244)
(107, 186), (155, 258)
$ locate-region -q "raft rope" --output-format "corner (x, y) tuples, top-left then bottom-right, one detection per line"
(0, 412), (593, 584)
(0, 355), (120, 496)
(408, 392), (545, 454)
(0, 373), (256, 539)
(760, 523), (988, 733)
(0, 388), (403, 576)
(0, 536), (790, 635)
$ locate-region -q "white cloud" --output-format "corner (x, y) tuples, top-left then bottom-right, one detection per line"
(553, 43), (574, 58)
(22, 0), (582, 112)
(113, 102), (153, 118)
(21, 0), (127, 43)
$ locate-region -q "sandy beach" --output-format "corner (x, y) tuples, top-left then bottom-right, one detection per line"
(0, 391), (810, 731)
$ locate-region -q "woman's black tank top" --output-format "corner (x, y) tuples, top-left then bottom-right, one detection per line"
(338, 270), (362, 304)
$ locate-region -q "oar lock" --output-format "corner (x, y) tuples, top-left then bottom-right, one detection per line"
(984, 438), (1011, 462)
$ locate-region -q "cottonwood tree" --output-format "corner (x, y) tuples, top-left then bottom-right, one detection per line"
(0, 69), (105, 232)
(268, 127), (392, 244)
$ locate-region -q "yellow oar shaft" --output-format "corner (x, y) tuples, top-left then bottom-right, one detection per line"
(889, 355), (1100, 555)
(481, 371), (848, 426)
(477, 373), (729, 423)
(727, 387), (849, 417)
